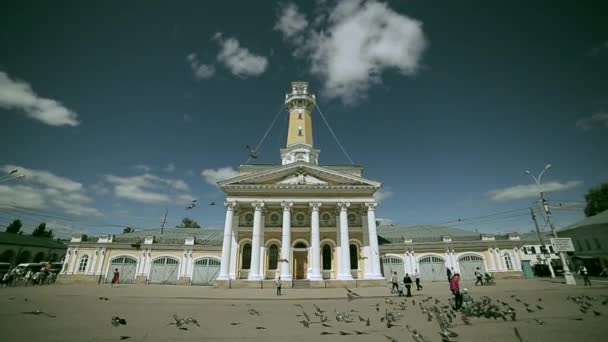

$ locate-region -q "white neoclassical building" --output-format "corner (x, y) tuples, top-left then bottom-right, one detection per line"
(215, 81), (385, 288)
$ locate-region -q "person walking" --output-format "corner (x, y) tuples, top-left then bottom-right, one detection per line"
(446, 267), (453, 282)
(474, 267), (483, 286)
(390, 272), (399, 294)
(580, 266), (591, 286)
(111, 268), (120, 287)
(275, 276), (282, 296)
(414, 269), (423, 290)
(450, 273), (463, 310)
(403, 273), (413, 297)
(24, 270), (32, 287)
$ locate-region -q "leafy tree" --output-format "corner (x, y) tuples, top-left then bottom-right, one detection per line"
(123, 227), (134, 234)
(81, 234), (89, 241)
(32, 222), (54, 238)
(584, 182), (608, 217)
(5, 219), (22, 234)
(176, 217), (201, 228)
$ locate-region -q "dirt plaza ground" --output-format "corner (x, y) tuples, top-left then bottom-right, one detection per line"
(1, 278), (608, 342)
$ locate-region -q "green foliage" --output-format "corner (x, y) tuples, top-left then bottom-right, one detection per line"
(32, 222), (54, 238)
(584, 182), (608, 217)
(176, 217), (201, 228)
(5, 219), (22, 233)
(81, 234), (89, 241)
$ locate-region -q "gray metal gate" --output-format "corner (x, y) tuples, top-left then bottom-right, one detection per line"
(106, 256), (137, 284)
(418, 256), (446, 282)
(381, 256), (404, 282)
(149, 257), (179, 285)
(458, 255), (485, 280)
(192, 258), (220, 286)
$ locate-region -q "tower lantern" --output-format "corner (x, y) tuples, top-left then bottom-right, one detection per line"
(281, 81), (320, 165)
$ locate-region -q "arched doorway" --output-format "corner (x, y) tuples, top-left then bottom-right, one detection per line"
(192, 258), (221, 285)
(17, 251), (31, 264)
(149, 257), (179, 285)
(503, 253), (513, 270)
(292, 241), (308, 280)
(33, 252), (45, 263)
(267, 244), (279, 279)
(381, 256), (404, 281)
(0, 250), (16, 263)
(458, 255), (485, 280)
(349, 244), (359, 279)
(240, 243), (251, 279)
(106, 256), (138, 284)
(418, 255), (447, 282)
(322, 244), (332, 279)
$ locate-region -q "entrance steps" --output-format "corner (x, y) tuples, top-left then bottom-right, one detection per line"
(292, 280), (310, 289)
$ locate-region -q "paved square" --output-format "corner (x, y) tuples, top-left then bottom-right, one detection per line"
(1, 279), (607, 342)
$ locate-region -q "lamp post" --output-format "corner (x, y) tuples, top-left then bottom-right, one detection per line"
(524, 164), (576, 285)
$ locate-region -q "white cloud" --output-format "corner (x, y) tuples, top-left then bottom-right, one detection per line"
(274, 3), (309, 38)
(133, 164), (151, 173)
(163, 163), (176, 173)
(0, 164), (101, 216)
(376, 217), (394, 226)
(488, 180), (582, 201)
(275, 1), (427, 104)
(102, 173), (192, 204)
(187, 53), (216, 80)
(576, 111), (608, 130)
(46, 221), (89, 239)
(214, 33), (269, 78)
(201, 167), (239, 186)
(0, 71), (80, 126)
(374, 188), (393, 203)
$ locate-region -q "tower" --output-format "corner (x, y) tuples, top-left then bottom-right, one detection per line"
(280, 81), (320, 165)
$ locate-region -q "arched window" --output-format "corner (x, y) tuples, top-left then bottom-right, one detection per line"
(350, 244), (359, 270)
(33, 252), (45, 263)
(17, 251), (31, 264)
(321, 213), (331, 226)
(242, 243), (252, 270)
(503, 253), (513, 270)
(294, 242), (307, 249)
(348, 213), (357, 225)
(268, 244), (279, 270)
(298, 126), (303, 136)
(0, 250), (15, 263)
(243, 213), (253, 226)
(78, 255), (89, 272)
(322, 245), (332, 270)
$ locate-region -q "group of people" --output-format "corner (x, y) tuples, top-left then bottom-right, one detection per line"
(1, 262), (58, 287)
(390, 270), (423, 298)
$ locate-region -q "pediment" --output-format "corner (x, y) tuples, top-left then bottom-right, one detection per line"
(218, 162), (380, 188)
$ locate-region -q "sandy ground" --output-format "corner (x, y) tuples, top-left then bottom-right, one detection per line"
(1, 279), (608, 342)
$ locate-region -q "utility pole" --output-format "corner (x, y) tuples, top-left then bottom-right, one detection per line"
(529, 207), (555, 278)
(160, 208), (168, 235)
(540, 191), (576, 285)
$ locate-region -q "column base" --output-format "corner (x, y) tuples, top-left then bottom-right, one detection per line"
(216, 274), (230, 281)
(247, 275), (263, 281)
(336, 274), (353, 280)
(363, 273), (385, 280)
(279, 275), (292, 281)
(563, 272), (577, 285)
(309, 274), (323, 281)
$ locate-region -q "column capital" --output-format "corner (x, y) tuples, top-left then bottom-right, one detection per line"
(224, 201), (237, 210)
(365, 202), (377, 210)
(309, 202), (322, 211)
(281, 201), (293, 211)
(252, 201), (264, 211)
(337, 202), (350, 211)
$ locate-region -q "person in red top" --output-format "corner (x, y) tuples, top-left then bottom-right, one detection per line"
(111, 268), (120, 287)
(449, 273), (463, 310)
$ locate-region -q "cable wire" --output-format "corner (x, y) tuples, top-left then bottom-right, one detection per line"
(315, 102), (355, 165)
(244, 102), (285, 164)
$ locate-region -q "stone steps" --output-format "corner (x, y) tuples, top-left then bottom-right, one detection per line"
(292, 280), (310, 289)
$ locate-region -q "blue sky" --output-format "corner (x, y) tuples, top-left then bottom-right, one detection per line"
(1, 0), (607, 238)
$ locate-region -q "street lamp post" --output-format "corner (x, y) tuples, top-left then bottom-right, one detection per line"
(525, 165), (576, 285)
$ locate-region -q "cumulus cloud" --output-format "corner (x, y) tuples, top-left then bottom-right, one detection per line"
(576, 111), (608, 130)
(0, 164), (101, 216)
(487, 180), (582, 201)
(187, 53), (216, 80)
(133, 164), (151, 173)
(102, 173), (192, 204)
(275, 1), (427, 104)
(163, 163), (176, 173)
(46, 221), (90, 239)
(374, 188), (393, 203)
(214, 33), (269, 78)
(201, 167), (239, 186)
(0, 71), (80, 126)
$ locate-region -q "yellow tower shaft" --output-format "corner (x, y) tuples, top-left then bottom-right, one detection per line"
(286, 109), (313, 146)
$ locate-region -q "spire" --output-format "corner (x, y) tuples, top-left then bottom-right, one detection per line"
(281, 81), (320, 165)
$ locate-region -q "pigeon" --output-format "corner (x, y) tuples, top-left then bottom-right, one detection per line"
(358, 315), (366, 322)
(313, 304), (325, 313)
(119, 337), (131, 340)
(186, 317), (199, 327)
(246, 145), (258, 159)
(347, 292), (355, 301)
(320, 332), (335, 335)
(300, 320), (310, 328)
(209, 202), (215, 206)
(98, 297), (110, 301)
(256, 327), (266, 330)
(536, 305), (543, 310)
(538, 298), (542, 302)
(526, 308), (535, 313)
(346, 288), (361, 297)
(111, 316), (127, 326)
(384, 335), (399, 342)
(593, 310), (601, 316)
(376, 304), (380, 312)
(354, 331), (369, 335)
(248, 308), (261, 316)
(602, 298), (608, 306)
(322, 323), (332, 327)
(302, 311), (311, 322)
(535, 319), (545, 325)
(385, 298), (394, 305)
(22, 310), (56, 318)
(339, 331), (352, 336)
(514, 327), (523, 342)
(230, 322), (242, 325)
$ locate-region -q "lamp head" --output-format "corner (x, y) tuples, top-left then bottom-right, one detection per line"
(524, 170), (531, 175)
(544, 164), (552, 170)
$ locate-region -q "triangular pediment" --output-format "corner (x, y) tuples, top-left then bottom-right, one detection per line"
(218, 162), (381, 188)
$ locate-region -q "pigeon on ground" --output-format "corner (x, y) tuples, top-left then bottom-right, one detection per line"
(346, 288), (361, 297)
(111, 316), (127, 326)
(535, 319), (545, 325)
(320, 332), (335, 335)
(300, 320), (310, 328)
(593, 310), (601, 316)
(526, 308), (535, 313)
(186, 317), (199, 327)
(119, 337), (131, 340)
(322, 323), (332, 327)
(354, 331), (369, 335)
(339, 331), (352, 335)
(366, 318), (371, 326)
(256, 327), (266, 330)
(230, 322), (242, 325)
(22, 310), (56, 318)
(384, 335), (398, 342)
(536, 305), (543, 310)
(98, 297), (109, 301)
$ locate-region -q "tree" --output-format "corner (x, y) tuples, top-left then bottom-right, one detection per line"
(584, 182), (608, 217)
(5, 219), (22, 234)
(32, 222), (54, 238)
(176, 217), (201, 228)
(123, 227), (134, 234)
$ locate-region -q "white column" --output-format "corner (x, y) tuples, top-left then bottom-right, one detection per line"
(337, 202), (353, 280)
(404, 251), (412, 274)
(513, 248), (522, 271)
(69, 249), (79, 274)
(487, 248), (496, 271)
(365, 203), (383, 279)
(229, 229), (238, 279)
(280, 201), (292, 281)
(411, 252), (418, 275)
(217, 201), (236, 280)
(89, 249), (98, 275)
(96, 248), (105, 276)
(496, 249), (505, 271)
(248, 201), (264, 281)
(62, 249), (71, 274)
(451, 250), (460, 273)
(309, 202), (322, 280)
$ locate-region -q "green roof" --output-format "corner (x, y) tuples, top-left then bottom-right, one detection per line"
(559, 210), (608, 232)
(0, 232), (67, 249)
(113, 228), (223, 246)
(377, 224), (482, 243)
